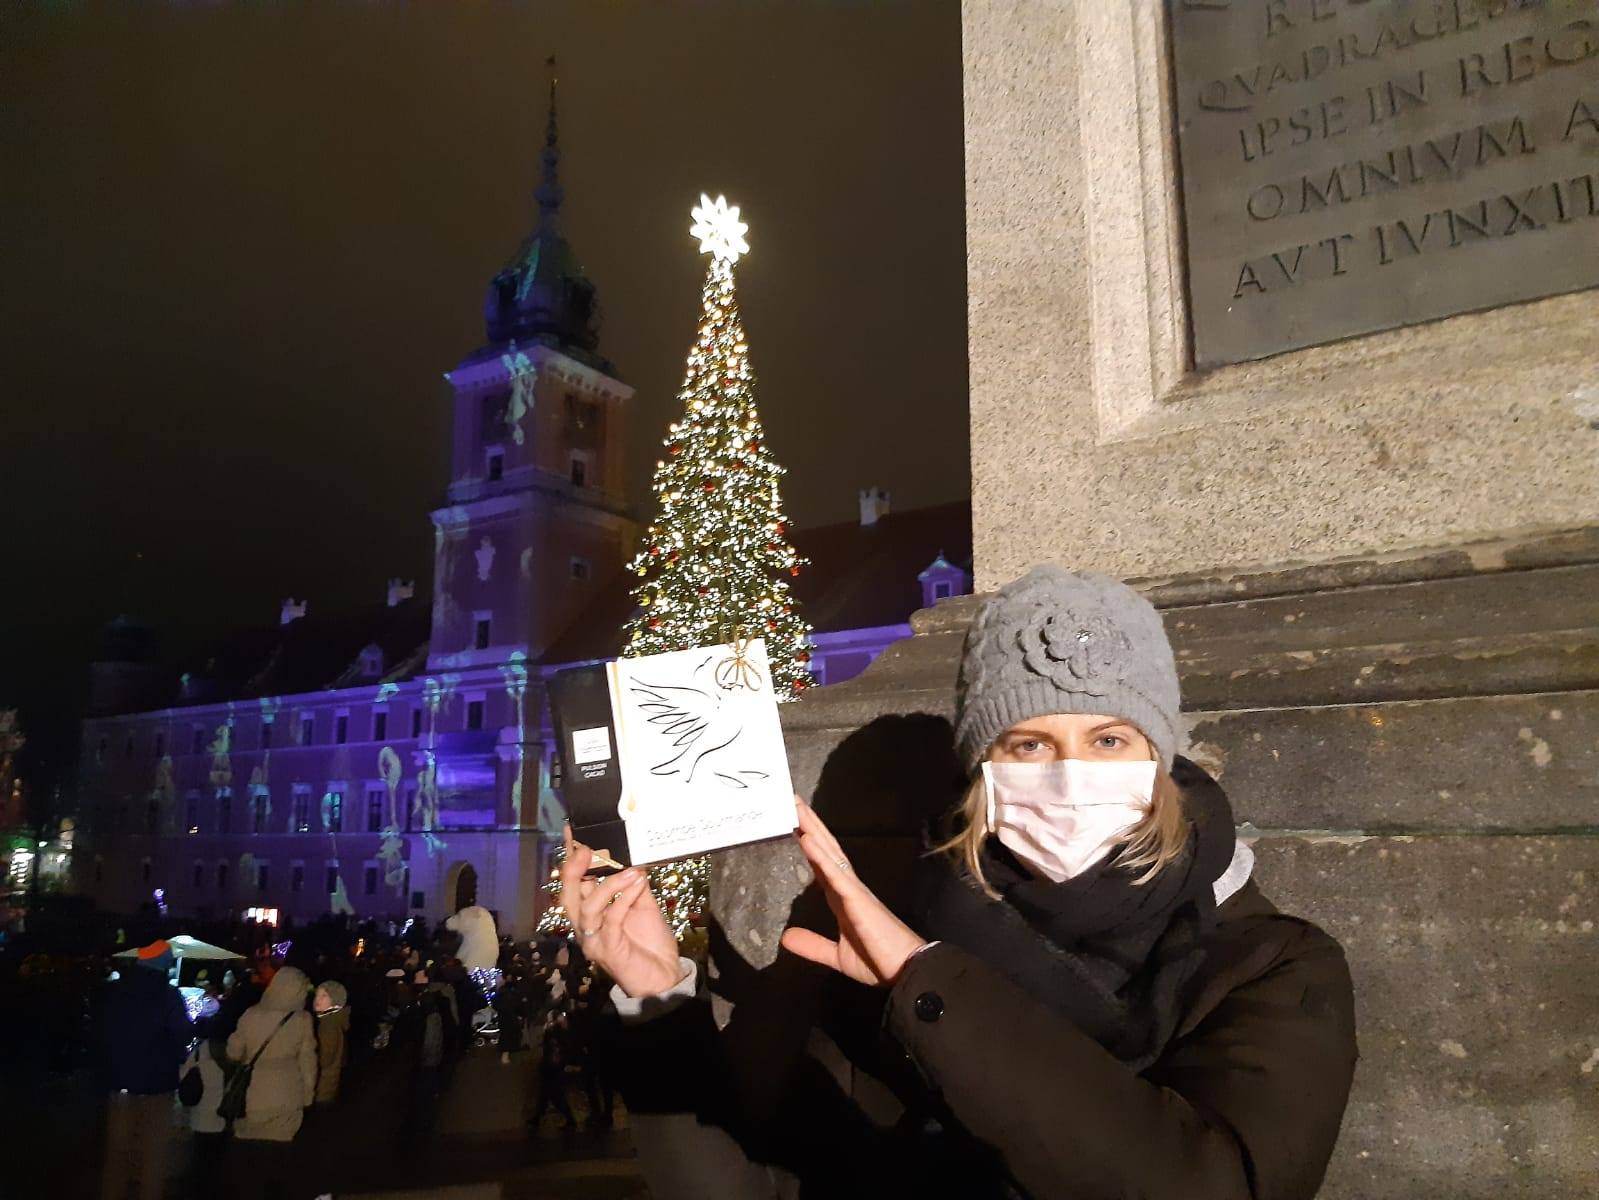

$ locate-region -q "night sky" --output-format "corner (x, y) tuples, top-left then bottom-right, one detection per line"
(0, 0), (968, 779)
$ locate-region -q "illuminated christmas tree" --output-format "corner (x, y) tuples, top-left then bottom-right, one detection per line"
(536, 847), (709, 941)
(624, 194), (813, 692)
(539, 196), (811, 942)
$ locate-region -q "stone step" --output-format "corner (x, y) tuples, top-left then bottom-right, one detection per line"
(786, 528), (1599, 729)
(1187, 689), (1598, 832)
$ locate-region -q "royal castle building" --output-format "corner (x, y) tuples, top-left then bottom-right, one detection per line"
(75, 98), (969, 937)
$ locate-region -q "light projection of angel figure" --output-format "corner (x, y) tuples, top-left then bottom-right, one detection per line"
(501, 350), (535, 447)
(624, 652), (771, 798)
(207, 723), (233, 789)
(378, 747), (404, 832)
(501, 652), (530, 827)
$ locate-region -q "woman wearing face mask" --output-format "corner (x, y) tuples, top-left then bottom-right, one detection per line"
(564, 566), (1358, 1200)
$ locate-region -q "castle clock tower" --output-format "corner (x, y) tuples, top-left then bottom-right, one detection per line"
(429, 78), (637, 675)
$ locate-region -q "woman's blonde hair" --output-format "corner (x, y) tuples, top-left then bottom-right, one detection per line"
(934, 751), (1189, 900)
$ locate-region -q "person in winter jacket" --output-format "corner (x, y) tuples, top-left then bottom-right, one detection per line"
(564, 565), (1360, 1200)
(312, 980), (349, 1104)
(401, 972), (454, 1147)
(95, 939), (194, 1200)
(182, 1034), (230, 1200)
(225, 965), (316, 1200)
(527, 1008), (579, 1132)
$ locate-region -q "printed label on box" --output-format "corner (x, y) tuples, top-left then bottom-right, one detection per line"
(571, 726), (613, 766)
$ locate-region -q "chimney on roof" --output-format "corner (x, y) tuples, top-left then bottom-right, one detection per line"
(280, 598), (307, 626)
(387, 578), (416, 607)
(859, 487), (891, 527)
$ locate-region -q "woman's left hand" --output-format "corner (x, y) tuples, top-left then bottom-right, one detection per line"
(780, 797), (929, 989)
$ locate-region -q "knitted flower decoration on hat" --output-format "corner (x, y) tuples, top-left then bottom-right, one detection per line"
(954, 566), (1184, 772)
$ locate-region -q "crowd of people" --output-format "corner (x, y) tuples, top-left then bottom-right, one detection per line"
(6, 910), (627, 1200)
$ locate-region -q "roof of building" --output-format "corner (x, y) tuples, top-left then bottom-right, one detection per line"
(92, 500), (971, 717)
(539, 498), (973, 663)
(154, 598), (433, 711)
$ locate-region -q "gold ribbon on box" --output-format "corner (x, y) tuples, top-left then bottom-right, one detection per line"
(714, 629), (765, 692)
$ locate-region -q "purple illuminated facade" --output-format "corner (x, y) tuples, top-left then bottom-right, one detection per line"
(75, 100), (970, 937)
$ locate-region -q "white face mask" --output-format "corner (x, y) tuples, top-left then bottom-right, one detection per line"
(982, 759), (1157, 883)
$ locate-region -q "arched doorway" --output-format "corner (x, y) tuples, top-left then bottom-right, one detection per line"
(446, 861), (478, 913)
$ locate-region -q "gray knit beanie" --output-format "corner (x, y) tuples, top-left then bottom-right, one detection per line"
(953, 565), (1184, 773)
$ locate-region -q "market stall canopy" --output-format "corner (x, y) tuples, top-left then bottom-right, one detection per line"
(113, 935), (245, 960)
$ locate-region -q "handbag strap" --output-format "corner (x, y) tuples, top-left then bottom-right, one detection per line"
(245, 1012), (295, 1070)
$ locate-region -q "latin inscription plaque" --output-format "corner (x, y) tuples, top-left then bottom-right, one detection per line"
(1169, 0), (1599, 367)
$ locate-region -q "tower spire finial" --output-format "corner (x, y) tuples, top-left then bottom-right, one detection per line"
(537, 56), (563, 232)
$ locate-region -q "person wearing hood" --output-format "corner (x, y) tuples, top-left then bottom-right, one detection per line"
(312, 980), (350, 1105)
(225, 965), (316, 1200)
(565, 566), (1360, 1199)
(95, 938), (193, 1200)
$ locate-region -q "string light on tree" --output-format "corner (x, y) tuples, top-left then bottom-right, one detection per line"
(548, 194), (812, 941)
(536, 847), (710, 941)
(625, 193), (813, 696)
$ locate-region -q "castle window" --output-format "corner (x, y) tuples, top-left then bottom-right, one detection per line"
(364, 864), (379, 896)
(216, 788), (232, 834)
(326, 790), (344, 833)
(185, 795), (200, 834)
(410, 708), (423, 739)
(480, 392), (507, 442)
(256, 862), (270, 892)
(217, 861), (229, 891)
(335, 714), (349, 745)
(292, 789), (311, 834)
(373, 711), (388, 742)
(466, 699), (485, 732)
(366, 788), (385, 832)
(570, 557), (591, 581)
(192, 861), (204, 889)
(290, 863), (305, 894)
(325, 865), (339, 895)
(569, 456), (587, 487)
(474, 616), (492, 651)
(146, 801), (160, 833)
(932, 580), (953, 600)
(192, 728), (206, 755)
(357, 646), (384, 677)
(487, 450), (504, 482)
(153, 732), (165, 759)
(252, 790), (270, 834)
(301, 715), (315, 745)
(141, 858), (152, 884)
(261, 720), (272, 750)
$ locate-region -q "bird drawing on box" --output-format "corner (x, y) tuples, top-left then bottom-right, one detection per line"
(624, 653), (770, 810)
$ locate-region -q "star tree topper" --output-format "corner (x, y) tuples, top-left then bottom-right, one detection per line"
(689, 193), (750, 263)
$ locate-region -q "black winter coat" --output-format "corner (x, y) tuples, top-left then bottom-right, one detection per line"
(94, 968), (194, 1095)
(617, 873), (1357, 1200)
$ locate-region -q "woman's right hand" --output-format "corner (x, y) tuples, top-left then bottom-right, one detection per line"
(557, 823), (684, 1000)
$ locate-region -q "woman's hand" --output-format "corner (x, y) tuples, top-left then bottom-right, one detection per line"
(780, 798), (929, 989)
(558, 824), (684, 1000)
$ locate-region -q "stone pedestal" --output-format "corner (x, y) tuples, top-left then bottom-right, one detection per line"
(709, 3), (1599, 1195)
(714, 528), (1599, 1195)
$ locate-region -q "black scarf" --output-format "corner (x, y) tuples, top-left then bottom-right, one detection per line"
(912, 757), (1237, 1073)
